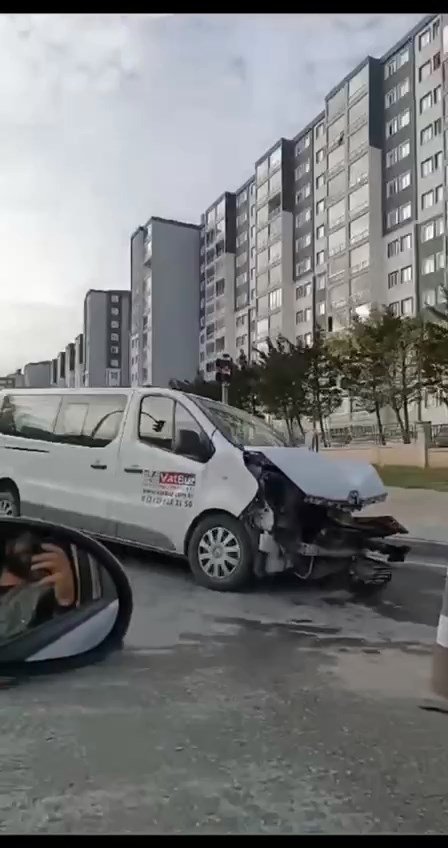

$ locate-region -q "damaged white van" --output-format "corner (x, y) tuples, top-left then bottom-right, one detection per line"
(0, 387), (410, 592)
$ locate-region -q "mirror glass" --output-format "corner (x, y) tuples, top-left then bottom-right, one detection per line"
(0, 519), (124, 665)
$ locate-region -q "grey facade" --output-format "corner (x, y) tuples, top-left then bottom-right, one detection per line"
(23, 360), (52, 388)
(131, 217), (200, 387)
(194, 12), (448, 409)
(84, 289), (131, 388)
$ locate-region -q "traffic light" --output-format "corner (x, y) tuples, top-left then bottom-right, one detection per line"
(215, 354), (233, 384)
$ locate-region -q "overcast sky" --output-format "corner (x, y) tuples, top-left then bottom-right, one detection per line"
(0, 12), (424, 374)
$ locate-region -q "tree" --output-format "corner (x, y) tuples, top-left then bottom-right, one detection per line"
(169, 372), (221, 401)
(303, 329), (343, 444)
(420, 320), (448, 409)
(339, 308), (424, 444)
(424, 284), (448, 324)
(330, 313), (391, 445)
(255, 336), (309, 443)
(228, 351), (261, 415)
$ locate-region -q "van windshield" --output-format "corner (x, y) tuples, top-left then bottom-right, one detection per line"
(192, 396), (287, 448)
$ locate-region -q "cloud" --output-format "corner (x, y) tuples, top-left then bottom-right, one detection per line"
(0, 13), (424, 373)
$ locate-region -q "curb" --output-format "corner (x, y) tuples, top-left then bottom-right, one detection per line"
(400, 535), (448, 564)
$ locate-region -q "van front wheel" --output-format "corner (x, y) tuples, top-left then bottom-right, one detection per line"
(187, 513), (253, 592)
(0, 487), (20, 518)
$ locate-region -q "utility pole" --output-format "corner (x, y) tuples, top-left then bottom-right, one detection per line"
(216, 354), (233, 404)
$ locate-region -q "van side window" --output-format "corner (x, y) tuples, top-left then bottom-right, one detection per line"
(54, 395), (127, 447)
(139, 396), (174, 451)
(0, 394), (61, 441)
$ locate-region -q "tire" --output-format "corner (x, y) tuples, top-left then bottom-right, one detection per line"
(0, 487), (19, 518)
(187, 513), (254, 592)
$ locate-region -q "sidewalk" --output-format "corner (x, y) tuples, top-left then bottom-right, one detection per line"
(364, 486), (448, 548)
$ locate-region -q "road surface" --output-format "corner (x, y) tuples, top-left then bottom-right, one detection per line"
(1, 551), (447, 834)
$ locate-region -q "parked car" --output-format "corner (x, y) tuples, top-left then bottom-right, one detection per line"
(0, 387), (408, 593)
(433, 425), (448, 448)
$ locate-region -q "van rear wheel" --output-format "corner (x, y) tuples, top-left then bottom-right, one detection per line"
(187, 513), (253, 592)
(0, 487), (19, 518)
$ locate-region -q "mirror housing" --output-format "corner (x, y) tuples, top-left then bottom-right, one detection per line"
(174, 428), (213, 462)
(0, 517), (133, 672)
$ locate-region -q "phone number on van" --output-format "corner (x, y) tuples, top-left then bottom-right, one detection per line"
(141, 470), (196, 508)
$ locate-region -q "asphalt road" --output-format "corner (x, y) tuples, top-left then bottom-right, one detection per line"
(1, 552), (448, 834)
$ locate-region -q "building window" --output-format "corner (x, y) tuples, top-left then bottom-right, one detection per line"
(388, 271), (398, 289)
(433, 51), (441, 71)
(437, 252), (446, 270)
(387, 239), (399, 258)
(111, 295), (119, 303)
(434, 84), (442, 104)
(400, 202), (412, 222)
(421, 124), (433, 145)
(316, 224), (325, 240)
(316, 174), (325, 189)
(420, 92), (432, 113)
(419, 60), (432, 81)
(422, 256), (435, 275)
(269, 288), (282, 311)
(399, 140), (410, 160)
(316, 148), (325, 164)
(421, 156), (433, 178)
(296, 258), (312, 276)
(386, 148), (398, 168)
(399, 171), (411, 191)
(316, 250), (325, 265)
(316, 199), (325, 216)
(390, 301), (400, 316)
(401, 297), (413, 316)
(401, 234), (412, 251)
(316, 122), (325, 138)
(111, 321), (119, 329)
(316, 274), (326, 290)
(419, 28), (431, 49)
(401, 266), (412, 283)
(111, 307), (119, 316)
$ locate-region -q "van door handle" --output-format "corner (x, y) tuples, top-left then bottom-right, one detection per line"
(124, 466), (143, 474)
(91, 462), (107, 470)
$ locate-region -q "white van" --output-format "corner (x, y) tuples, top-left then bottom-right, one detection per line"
(0, 387), (408, 592)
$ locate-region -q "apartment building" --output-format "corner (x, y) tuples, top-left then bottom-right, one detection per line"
(131, 217), (200, 387)
(23, 360), (52, 388)
(74, 333), (84, 387)
(83, 289), (130, 388)
(194, 13), (448, 405)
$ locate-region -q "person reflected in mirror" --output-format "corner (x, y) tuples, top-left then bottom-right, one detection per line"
(0, 533), (77, 638)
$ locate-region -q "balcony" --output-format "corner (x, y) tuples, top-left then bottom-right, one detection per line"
(350, 259), (370, 276)
(349, 141), (368, 162)
(349, 200), (369, 219)
(328, 214), (346, 232)
(350, 228), (369, 246)
(327, 161), (345, 181)
(348, 113), (368, 135)
(349, 172), (368, 190)
(348, 82), (368, 105)
(328, 268), (345, 282)
(327, 187), (346, 205)
(329, 243), (346, 257)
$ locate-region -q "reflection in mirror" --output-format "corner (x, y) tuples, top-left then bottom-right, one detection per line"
(0, 520), (125, 665)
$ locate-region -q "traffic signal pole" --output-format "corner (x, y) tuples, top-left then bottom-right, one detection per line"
(216, 354), (232, 404)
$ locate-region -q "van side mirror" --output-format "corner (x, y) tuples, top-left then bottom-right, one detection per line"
(174, 429), (212, 462)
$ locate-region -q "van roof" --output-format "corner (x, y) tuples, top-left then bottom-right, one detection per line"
(0, 386), (190, 399)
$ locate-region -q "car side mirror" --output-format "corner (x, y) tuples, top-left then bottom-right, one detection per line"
(0, 517), (133, 673)
(174, 428), (212, 462)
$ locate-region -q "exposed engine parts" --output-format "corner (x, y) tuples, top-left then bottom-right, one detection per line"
(242, 450), (409, 592)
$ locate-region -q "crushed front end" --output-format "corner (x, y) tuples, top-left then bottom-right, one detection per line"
(243, 449), (410, 591)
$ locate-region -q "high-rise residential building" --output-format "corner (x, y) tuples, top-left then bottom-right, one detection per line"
(194, 12), (448, 386)
(130, 217), (200, 387)
(65, 342), (76, 388)
(83, 289), (131, 388)
(23, 361), (52, 388)
(74, 333), (84, 387)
